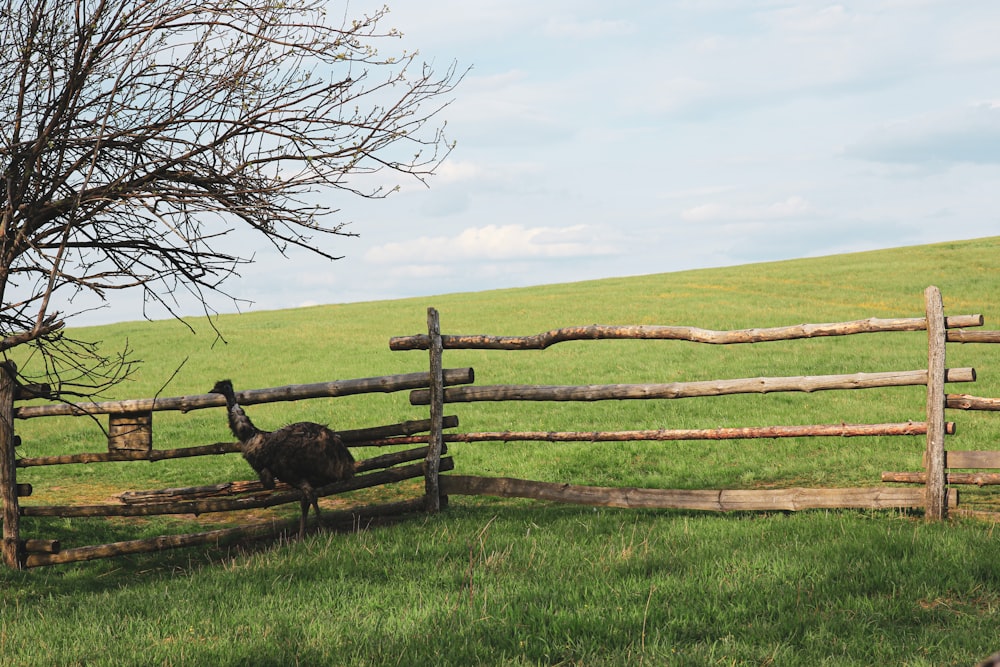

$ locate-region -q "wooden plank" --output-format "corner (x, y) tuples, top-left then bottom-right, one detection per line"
(17, 442), (240, 467)
(21, 539), (59, 554)
(918, 450), (1000, 469)
(13, 383), (50, 401)
(22, 458), (453, 518)
(390, 316), (984, 350)
(117, 446), (437, 504)
(945, 451), (1000, 469)
(0, 362), (22, 569)
(924, 286), (948, 521)
(947, 330), (1000, 343)
(339, 415), (459, 444)
(433, 422), (950, 443)
(439, 475), (954, 511)
(424, 307), (445, 512)
(108, 411), (152, 451)
(882, 472), (1000, 486)
(14, 368), (475, 419)
(24, 497), (428, 568)
(946, 394), (1000, 411)
(410, 368), (977, 405)
(16, 417), (461, 468)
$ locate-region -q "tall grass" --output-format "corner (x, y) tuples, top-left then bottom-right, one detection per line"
(3, 236), (1000, 665)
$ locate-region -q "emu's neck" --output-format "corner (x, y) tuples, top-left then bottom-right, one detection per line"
(220, 388), (260, 442)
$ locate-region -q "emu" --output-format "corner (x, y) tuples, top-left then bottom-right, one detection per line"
(210, 379), (355, 537)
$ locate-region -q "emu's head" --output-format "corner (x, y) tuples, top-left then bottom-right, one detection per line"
(210, 379), (234, 396)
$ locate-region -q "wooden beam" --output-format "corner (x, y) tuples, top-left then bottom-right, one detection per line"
(924, 286), (948, 521)
(22, 458), (453, 518)
(21, 539), (59, 554)
(107, 411), (152, 452)
(882, 471), (1000, 486)
(389, 315), (984, 351)
(17, 442), (241, 467)
(24, 497), (428, 568)
(14, 368), (475, 419)
(439, 475), (956, 511)
(13, 383), (50, 401)
(16, 416), (461, 468)
(338, 415), (459, 444)
(942, 450), (1000, 469)
(424, 307), (445, 512)
(946, 394), (1000, 411)
(946, 330), (1000, 343)
(431, 422), (951, 443)
(0, 362), (22, 569)
(410, 368), (976, 405)
(116, 445), (439, 504)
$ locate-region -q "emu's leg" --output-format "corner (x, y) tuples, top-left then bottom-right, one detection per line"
(296, 482), (318, 538)
(298, 496), (310, 538)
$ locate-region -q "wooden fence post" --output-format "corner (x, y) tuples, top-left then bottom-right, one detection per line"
(0, 361), (23, 569)
(424, 308), (445, 512)
(924, 286), (948, 520)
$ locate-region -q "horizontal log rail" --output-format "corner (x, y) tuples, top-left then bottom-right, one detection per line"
(389, 316), (984, 351)
(398, 422), (951, 444)
(946, 394), (1000, 411)
(116, 446), (439, 504)
(946, 330), (1000, 343)
(439, 475), (958, 511)
(945, 451), (1000, 468)
(22, 458), (453, 518)
(16, 416), (460, 468)
(881, 472), (1000, 486)
(119, 480), (277, 504)
(18, 443), (240, 467)
(339, 416), (458, 443)
(922, 450), (1000, 469)
(24, 497), (428, 568)
(14, 369), (475, 419)
(410, 368), (977, 405)
(22, 539), (59, 554)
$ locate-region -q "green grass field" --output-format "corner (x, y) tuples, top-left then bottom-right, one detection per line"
(2, 237), (1000, 665)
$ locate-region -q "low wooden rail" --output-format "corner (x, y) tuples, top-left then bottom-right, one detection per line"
(440, 475), (958, 512)
(392, 287), (1000, 521)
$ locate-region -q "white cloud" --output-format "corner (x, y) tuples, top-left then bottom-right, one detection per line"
(681, 196), (815, 223)
(432, 159), (483, 184)
(544, 17), (635, 39)
(384, 264), (454, 279)
(847, 102), (1000, 166)
(364, 224), (619, 264)
(658, 185), (738, 201)
(763, 5), (858, 34)
(445, 69), (578, 147)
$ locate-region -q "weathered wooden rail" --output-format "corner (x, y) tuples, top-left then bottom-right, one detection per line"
(390, 286), (1000, 520)
(0, 368), (473, 569)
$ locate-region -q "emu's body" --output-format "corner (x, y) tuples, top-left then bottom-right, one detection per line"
(210, 380), (355, 536)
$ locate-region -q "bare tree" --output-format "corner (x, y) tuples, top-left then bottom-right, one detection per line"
(0, 0), (460, 395)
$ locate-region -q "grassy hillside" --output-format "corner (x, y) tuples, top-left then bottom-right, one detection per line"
(3, 236), (1000, 666)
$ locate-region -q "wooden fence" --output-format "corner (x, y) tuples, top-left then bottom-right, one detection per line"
(0, 367), (473, 569)
(389, 286), (1000, 520)
(4, 285), (1000, 570)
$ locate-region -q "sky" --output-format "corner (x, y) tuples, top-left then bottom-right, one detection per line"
(74, 0), (1000, 325)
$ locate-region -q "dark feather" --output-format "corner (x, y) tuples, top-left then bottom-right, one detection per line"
(210, 379), (355, 536)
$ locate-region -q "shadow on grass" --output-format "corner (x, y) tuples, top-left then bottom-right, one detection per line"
(4, 500), (999, 665)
